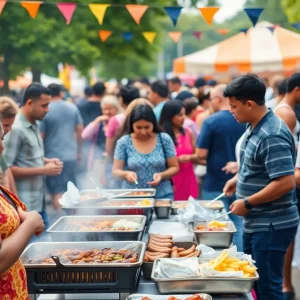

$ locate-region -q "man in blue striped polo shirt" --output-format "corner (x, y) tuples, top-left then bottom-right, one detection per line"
(223, 74), (299, 300)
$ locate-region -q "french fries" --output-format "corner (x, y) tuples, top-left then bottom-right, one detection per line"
(207, 250), (257, 277)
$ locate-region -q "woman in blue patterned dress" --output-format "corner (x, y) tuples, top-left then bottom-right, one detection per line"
(113, 105), (179, 199)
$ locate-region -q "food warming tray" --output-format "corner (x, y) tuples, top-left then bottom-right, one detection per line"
(61, 198), (155, 225)
(47, 215), (146, 241)
(21, 241), (146, 294)
(151, 258), (259, 294)
(126, 293), (212, 300)
(190, 221), (237, 248)
(171, 201), (225, 215)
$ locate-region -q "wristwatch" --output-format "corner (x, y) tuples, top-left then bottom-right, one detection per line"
(244, 197), (253, 210)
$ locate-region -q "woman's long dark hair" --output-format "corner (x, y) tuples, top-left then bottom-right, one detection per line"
(159, 100), (185, 145)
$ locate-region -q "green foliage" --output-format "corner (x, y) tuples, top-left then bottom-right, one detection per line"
(282, 0), (300, 23)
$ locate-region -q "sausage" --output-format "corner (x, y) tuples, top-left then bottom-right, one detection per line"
(171, 247), (179, 258)
(146, 252), (169, 262)
(182, 250), (201, 258)
(149, 236), (174, 245)
(148, 239), (173, 249)
(178, 245), (196, 257)
(148, 243), (172, 252)
(143, 255), (149, 262)
(145, 251), (168, 257)
(150, 233), (173, 240)
(147, 245), (172, 254)
(177, 248), (186, 252)
(185, 295), (202, 300)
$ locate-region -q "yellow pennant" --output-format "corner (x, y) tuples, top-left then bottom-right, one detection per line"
(142, 32), (156, 44)
(89, 4), (110, 25)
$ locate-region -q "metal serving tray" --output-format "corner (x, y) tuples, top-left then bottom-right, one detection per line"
(61, 199), (155, 225)
(127, 293), (212, 300)
(21, 241), (146, 268)
(190, 221), (237, 248)
(171, 201), (225, 215)
(47, 215), (146, 242)
(151, 258), (259, 294)
(154, 200), (172, 219)
(80, 189), (156, 199)
(171, 201), (187, 215)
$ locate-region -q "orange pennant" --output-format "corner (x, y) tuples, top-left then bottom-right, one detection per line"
(0, 0), (6, 15)
(98, 30), (112, 42)
(199, 7), (220, 25)
(125, 4), (148, 24)
(168, 32), (182, 43)
(21, 1), (42, 19)
(217, 28), (229, 35)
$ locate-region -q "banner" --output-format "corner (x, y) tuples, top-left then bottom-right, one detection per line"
(123, 32), (133, 42)
(240, 28), (249, 34)
(292, 23), (300, 30)
(99, 30), (112, 42)
(164, 7), (182, 26)
(199, 7), (220, 25)
(89, 4), (110, 25)
(57, 2), (76, 24)
(125, 4), (148, 24)
(142, 32), (156, 44)
(168, 32), (182, 43)
(0, 0), (6, 15)
(193, 31), (202, 40)
(21, 1), (42, 19)
(217, 29), (229, 35)
(244, 8), (264, 27)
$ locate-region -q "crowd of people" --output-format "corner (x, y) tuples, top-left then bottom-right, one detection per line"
(0, 73), (300, 300)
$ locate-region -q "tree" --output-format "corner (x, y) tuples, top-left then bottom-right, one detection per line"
(282, 0), (300, 23)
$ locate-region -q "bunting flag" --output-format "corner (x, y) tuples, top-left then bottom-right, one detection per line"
(217, 29), (229, 35)
(98, 30), (112, 42)
(123, 32), (133, 42)
(240, 28), (249, 34)
(292, 23), (300, 30)
(168, 32), (182, 43)
(193, 31), (202, 40)
(21, 1), (42, 19)
(142, 32), (156, 44)
(89, 4), (110, 25)
(125, 4), (148, 24)
(244, 8), (264, 27)
(0, 0), (6, 15)
(199, 7), (220, 25)
(57, 3), (76, 24)
(164, 7), (182, 26)
(267, 26), (275, 34)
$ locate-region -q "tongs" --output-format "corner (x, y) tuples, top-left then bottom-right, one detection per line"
(206, 211), (232, 221)
(206, 192), (225, 207)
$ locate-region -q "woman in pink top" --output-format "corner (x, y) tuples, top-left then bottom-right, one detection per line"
(160, 100), (199, 200)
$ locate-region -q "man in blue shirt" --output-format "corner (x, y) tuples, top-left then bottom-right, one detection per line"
(148, 80), (169, 122)
(223, 74), (299, 300)
(196, 84), (245, 251)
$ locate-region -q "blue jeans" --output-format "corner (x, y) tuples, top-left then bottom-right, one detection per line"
(244, 225), (297, 300)
(201, 190), (244, 251)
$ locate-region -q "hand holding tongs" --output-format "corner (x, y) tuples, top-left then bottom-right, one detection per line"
(206, 192), (225, 207)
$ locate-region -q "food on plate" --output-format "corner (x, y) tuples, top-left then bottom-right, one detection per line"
(204, 250), (257, 277)
(172, 202), (187, 209)
(128, 191), (152, 196)
(140, 295), (204, 300)
(196, 220), (227, 231)
(26, 248), (140, 265)
(155, 201), (172, 207)
(102, 199), (152, 207)
(143, 235), (200, 262)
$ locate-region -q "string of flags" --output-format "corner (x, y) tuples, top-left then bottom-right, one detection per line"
(1, 2), (300, 44)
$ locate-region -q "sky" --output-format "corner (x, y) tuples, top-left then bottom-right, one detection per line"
(214, 0), (248, 23)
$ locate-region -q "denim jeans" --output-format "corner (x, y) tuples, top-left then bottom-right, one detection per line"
(244, 225), (297, 300)
(201, 190), (244, 251)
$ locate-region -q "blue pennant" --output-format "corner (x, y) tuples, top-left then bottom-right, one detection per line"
(292, 23), (300, 30)
(267, 26), (275, 34)
(244, 8), (264, 27)
(123, 32), (133, 42)
(164, 7), (183, 26)
(240, 28), (249, 34)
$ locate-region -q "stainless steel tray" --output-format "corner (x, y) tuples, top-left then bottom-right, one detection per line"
(190, 221), (237, 248)
(47, 215), (146, 241)
(171, 201), (225, 215)
(154, 200), (172, 219)
(151, 258), (259, 294)
(171, 201), (187, 215)
(21, 241), (146, 268)
(127, 293), (212, 300)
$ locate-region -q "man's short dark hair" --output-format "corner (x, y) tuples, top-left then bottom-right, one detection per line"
(47, 83), (61, 97)
(223, 74), (266, 106)
(151, 80), (169, 98)
(93, 82), (106, 97)
(169, 76), (181, 85)
(22, 82), (50, 105)
(287, 73), (300, 93)
(84, 86), (93, 97)
(120, 86), (140, 106)
(276, 79), (287, 96)
(195, 77), (206, 88)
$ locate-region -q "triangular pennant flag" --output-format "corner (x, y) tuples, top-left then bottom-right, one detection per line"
(125, 4), (148, 24)
(21, 1), (42, 19)
(244, 8), (264, 27)
(217, 29), (229, 35)
(168, 32), (182, 43)
(0, 0), (7, 15)
(123, 32), (133, 42)
(164, 7), (183, 26)
(267, 26), (275, 34)
(89, 4), (110, 25)
(57, 3), (76, 24)
(240, 28), (249, 34)
(199, 7), (220, 25)
(292, 23), (300, 31)
(193, 31), (202, 40)
(99, 30), (112, 42)
(142, 32), (157, 44)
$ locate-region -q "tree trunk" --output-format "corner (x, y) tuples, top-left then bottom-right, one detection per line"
(0, 55), (10, 96)
(32, 68), (41, 83)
